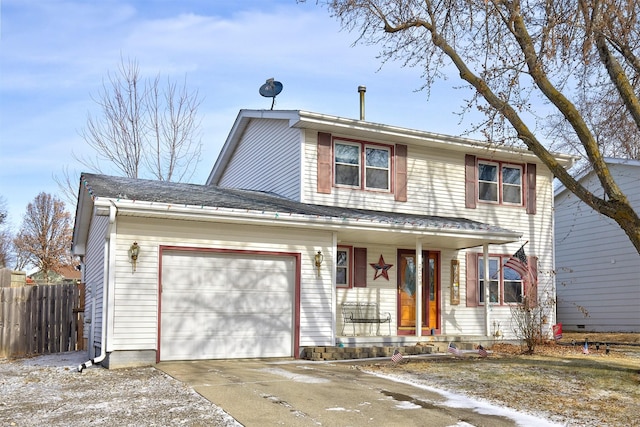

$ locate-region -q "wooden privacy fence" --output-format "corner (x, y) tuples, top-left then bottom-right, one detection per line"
(0, 283), (85, 358)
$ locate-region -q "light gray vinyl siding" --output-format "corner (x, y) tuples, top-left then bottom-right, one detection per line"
(109, 216), (335, 351)
(555, 163), (640, 332)
(217, 118), (302, 200)
(84, 214), (108, 355)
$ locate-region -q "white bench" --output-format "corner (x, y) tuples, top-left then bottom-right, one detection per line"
(341, 302), (391, 336)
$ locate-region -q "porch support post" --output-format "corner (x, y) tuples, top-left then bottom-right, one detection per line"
(331, 232), (338, 340)
(483, 243), (491, 336)
(415, 239), (423, 337)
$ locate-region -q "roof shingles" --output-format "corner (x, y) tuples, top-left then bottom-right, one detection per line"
(81, 173), (512, 234)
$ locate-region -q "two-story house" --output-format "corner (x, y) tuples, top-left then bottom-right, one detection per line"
(72, 109), (573, 368)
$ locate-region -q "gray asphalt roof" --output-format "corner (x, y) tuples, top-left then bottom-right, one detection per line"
(80, 173), (514, 234)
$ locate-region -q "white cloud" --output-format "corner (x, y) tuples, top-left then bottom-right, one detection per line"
(0, 0), (474, 232)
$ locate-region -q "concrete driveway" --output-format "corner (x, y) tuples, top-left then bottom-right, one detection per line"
(158, 358), (549, 427)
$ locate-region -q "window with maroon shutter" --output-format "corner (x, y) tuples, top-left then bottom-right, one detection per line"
(468, 155), (528, 208)
(467, 252), (539, 306)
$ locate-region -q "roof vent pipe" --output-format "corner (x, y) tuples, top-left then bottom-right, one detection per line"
(358, 85), (366, 120)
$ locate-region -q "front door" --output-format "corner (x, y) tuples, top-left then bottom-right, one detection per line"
(397, 249), (440, 335)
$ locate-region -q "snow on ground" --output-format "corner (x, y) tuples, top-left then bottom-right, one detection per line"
(371, 372), (565, 427)
(0, 351), (240, 427)
(2, 350), (570, 426)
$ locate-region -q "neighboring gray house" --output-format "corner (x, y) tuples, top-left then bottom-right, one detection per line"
(555, 158), (640, 332)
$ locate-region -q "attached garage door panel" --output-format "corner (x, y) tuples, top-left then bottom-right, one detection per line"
(161, 251), (295, 361)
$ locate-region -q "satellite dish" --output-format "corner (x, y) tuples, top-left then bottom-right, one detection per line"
(259, 78), (283, 110)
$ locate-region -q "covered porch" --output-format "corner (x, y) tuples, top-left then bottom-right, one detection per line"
(328, 213), (522, 348)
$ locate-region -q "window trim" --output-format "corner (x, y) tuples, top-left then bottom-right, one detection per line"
(477, 254), (525, 306)
(333, 138), (393, 193)
(477, 159), (524, 206)
(364, 145), (391, 191)
(336, 246), (352, 288)
(334, 141), (361, 188)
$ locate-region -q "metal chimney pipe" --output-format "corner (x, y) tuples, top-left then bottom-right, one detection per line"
(358, 85), (366, 120)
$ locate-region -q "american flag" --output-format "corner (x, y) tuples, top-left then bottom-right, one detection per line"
(477, 345), (488, 358)
(582, 341), (589, 355)
(391, 349), (403, 363)
(447, 342), (461, 356)
(504, 245), (530, 281)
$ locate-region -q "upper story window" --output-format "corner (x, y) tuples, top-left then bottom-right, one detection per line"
(334, 139), (391, 191)
(335, 143), (360, 187)
(478, 161), (522, 205)
(365, 147), (390, 190)
(318, 132), (406, 201)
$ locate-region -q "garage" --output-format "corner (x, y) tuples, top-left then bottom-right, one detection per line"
(160, 249), (297, 361)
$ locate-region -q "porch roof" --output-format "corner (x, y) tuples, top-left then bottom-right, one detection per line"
(73, 173), (521, 254)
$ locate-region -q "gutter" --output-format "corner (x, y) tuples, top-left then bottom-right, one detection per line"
(78, 203), (116, 372)
(109, 200), (522, 245)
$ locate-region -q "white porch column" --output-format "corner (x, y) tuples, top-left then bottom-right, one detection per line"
(331, 232), (338, 340)
(415, 239), (423, 337)
(483, 243), (491, 336)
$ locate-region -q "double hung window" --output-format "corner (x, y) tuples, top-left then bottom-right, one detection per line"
(478, 161), (523, 205)
(334, 140), (390, 191)
(478, 256), (524, 304)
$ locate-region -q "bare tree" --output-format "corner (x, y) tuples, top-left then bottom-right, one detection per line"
(319, 0), (640, 254)
(13, 193), (73, 282)
(0, 196), (11, 268)
(0, 229), (14, 268)
(55, 58), (203, 209)
(56, 57), (203, 205)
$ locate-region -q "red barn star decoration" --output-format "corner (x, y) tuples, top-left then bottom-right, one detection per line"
(370, 255), (393, 280)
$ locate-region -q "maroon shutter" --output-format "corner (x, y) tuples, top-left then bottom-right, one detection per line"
(466, 252), (478, 307)
(354, 247), (367, 288)
(527, 256), (538, 306)
(465, 154), (477, 209)
(526, 163), (536, 214)
(394, 144), (407, 202)
(317, 132), (332, 194)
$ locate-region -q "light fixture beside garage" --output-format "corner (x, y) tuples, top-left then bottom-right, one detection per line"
(130, 242), (140, 272)
(314, 250), (324, 277)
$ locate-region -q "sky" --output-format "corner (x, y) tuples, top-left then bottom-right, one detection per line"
(0, 0), (478, 231)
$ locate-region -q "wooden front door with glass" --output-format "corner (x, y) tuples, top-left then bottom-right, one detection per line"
(397, 249), (440, 335)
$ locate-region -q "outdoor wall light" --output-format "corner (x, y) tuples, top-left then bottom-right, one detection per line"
(314, 250), (324, 278)
(130, 242), (140, 272)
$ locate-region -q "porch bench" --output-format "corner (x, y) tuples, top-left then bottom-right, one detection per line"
(341, 302), (391, 336)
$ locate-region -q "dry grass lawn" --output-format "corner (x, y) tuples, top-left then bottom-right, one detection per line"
(365, 333), (640, 426)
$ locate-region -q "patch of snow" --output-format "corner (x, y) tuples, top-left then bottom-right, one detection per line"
(371, 372), (565, 427)
(258, 367), (330, 383)
(394, 400), (422, 410)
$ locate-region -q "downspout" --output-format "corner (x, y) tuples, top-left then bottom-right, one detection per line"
(78, 204), (117, 372)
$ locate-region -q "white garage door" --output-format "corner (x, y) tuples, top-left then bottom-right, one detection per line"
(160, 250), (295, 361)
